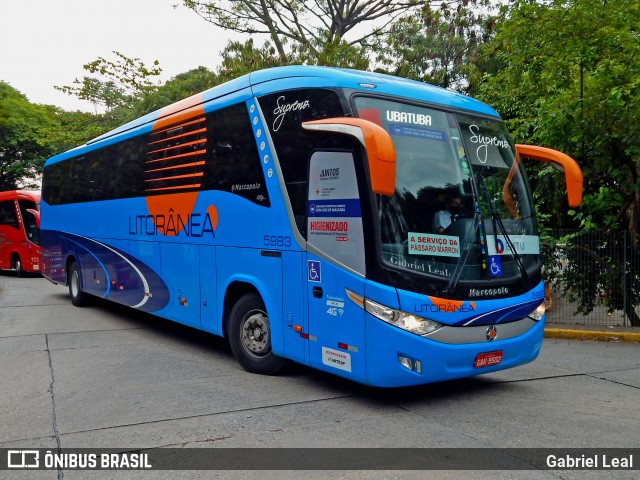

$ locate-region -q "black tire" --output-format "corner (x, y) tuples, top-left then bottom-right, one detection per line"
(68, 261), (90, 307)
(228, 292), (285, 375)
(13, 256), (23, 277)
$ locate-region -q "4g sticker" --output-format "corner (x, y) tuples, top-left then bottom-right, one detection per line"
(326, 295), (345, 317)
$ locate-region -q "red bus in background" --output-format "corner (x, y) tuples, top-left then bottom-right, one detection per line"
(0, 190), (41, 276)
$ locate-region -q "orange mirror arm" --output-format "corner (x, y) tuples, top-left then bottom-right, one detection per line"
(516, 144), (583, 207)
(302, 118), (396, 196)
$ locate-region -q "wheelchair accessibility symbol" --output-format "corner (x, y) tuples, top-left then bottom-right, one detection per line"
(307, 260), (321, 282)
(489, 255), (503, 277)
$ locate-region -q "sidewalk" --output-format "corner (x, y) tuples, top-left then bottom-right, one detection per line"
(544, 322), (640, 343)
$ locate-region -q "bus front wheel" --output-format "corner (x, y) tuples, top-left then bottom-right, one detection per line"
(68, 262), (90, 307)
(228, 293), (285, 375)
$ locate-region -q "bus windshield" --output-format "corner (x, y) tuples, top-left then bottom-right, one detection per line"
(354, 96), (538, 285)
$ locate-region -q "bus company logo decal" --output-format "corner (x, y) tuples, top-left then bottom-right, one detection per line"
(486, 325), (497, 341)
(417, 297), (476, 314)
(139, 192), (219, 238)
(272, 96), (310, 131)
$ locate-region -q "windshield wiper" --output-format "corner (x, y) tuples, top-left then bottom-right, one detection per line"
(478, 175), (531, 289)
(444, 202), (485, 295)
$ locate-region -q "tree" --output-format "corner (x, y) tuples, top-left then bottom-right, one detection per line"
(479, 0), (640, 325)
(217, 39), (283, 82)
(0, 83), (56, 188)
(55, 51), (162, 115)
(180, 0), (448, 63)
(130, 66), (220, 119)
(378, 1), (496, 95)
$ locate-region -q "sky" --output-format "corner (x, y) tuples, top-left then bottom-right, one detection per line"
(0, 0), (236, 112)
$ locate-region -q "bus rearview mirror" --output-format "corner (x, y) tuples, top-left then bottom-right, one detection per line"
(515, 144), (583, 207)
(302, 117), (396, 196)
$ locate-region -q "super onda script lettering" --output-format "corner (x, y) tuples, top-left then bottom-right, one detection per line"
(273, 96), (310, 131)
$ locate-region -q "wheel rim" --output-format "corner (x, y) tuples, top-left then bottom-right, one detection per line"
(240, 310), (270, 357)
(70, 270), (79, 298)
(14, 259), (21, 272)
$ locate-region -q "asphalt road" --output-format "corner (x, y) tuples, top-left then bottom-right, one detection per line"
(0, 273), (638, 480)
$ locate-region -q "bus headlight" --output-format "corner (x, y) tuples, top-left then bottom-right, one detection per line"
(364, 298), (443, 336)
(528, 302), (546, 321)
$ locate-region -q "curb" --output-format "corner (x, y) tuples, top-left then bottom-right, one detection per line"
(544, 328), (640, 343)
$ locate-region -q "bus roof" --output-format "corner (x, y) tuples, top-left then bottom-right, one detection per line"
(47, 66), (500, 164)
(0, 190), (41, 201)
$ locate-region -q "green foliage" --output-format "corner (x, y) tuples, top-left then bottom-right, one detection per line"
(130, 67), (220, 119)
(0, 83), (56, 188)
(480, 0), (640, 234)
(180, 0), (423, 64)
(377, 1), (496, 94)
(480, 0), (640, 324)
(55, 51), (162, 113)
(217, 39), (283, 82)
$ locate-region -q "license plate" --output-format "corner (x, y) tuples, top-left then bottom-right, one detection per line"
(474, 351), (503, 368)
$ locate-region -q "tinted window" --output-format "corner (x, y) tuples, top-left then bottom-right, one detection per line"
(43, 102), (268, 207)
(0, 200), (18, 228)
(202, 103), (269, 206)
(258, 89), (350, 235)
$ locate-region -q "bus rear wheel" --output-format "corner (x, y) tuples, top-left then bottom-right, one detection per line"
(228, 292), (285, 375)
(68, 262), (90, 307)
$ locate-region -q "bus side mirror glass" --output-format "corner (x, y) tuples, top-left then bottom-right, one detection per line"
(515, 144), (583, 207)
(301, 117), (396, 196)
(27, 208), (40, 228)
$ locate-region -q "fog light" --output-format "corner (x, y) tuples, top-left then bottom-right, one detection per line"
(398, 355), (422, 373)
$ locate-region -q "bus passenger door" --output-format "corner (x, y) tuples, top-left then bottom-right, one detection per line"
(305, 151), (367, 383)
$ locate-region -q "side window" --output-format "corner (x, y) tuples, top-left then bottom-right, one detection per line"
(257, 89), (350, 236)
(43, 137), (147, 205)
(202, 103), (269, 206)
(0, 200), (18, 229)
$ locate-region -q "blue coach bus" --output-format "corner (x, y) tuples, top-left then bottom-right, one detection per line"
(41, 66), (582, 387)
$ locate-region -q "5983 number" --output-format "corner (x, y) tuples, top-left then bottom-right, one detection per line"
(263, 235), (292, 247)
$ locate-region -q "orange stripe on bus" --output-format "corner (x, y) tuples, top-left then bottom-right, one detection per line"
(145, 184), (202, 193)
(148, 128), (207, 146)
(145, 172), (204, 183)
(153, 103), (205, 132)
(150, 117), (205, 136)
(146, 161), (205, 174)
(145, 150), (206, 164)
(147, 139), (206, 156)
